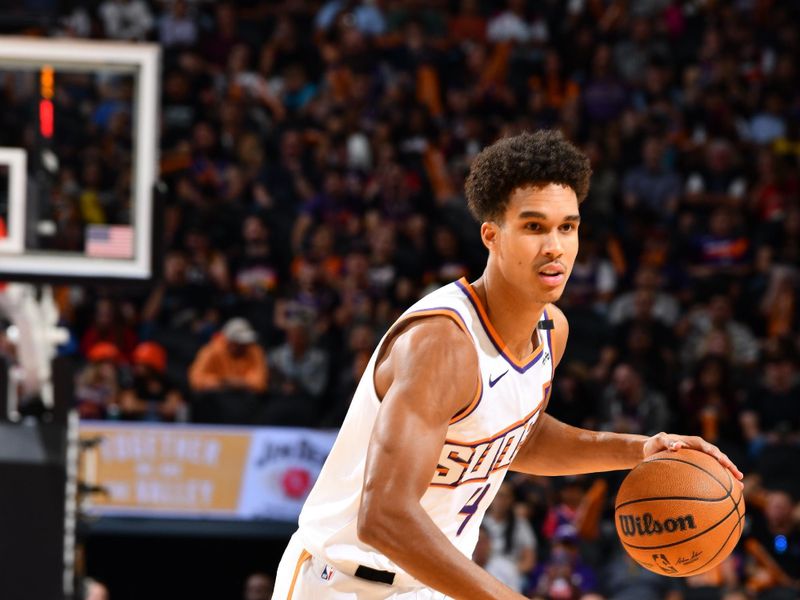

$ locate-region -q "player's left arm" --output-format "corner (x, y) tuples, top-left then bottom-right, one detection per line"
(510, 304), (743, 480)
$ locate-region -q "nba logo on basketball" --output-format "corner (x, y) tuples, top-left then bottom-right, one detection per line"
(321, 565), (334, 581)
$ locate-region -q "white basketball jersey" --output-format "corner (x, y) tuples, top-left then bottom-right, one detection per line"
(298, 278), (554, 586)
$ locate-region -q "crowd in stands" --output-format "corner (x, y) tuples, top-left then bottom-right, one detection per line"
(1, 0), (800, 599)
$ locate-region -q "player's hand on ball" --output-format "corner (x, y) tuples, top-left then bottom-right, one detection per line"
(643, 432), (744, 481)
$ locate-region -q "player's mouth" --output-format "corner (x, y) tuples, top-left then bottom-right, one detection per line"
(537, 263), (565, 287)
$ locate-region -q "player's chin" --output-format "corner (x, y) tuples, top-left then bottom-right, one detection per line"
(533, 283), (565, 303)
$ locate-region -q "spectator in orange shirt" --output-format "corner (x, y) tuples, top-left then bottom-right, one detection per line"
(189, 317), (268, 394)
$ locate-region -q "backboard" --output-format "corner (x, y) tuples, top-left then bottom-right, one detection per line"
(0, 37), (159, 282)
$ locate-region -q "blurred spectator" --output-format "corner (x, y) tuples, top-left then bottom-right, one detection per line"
(749, 149), (795, 226)
(428, 225), (470, 285)
(183, 226), (231, 293)
(601, 547), (684, 600)
(759, 266), (799, 340)
(686, 208), (751, 290)
(189, 318), (267, 395)
(274, 259), (339, 334)
(583, 45), (627, 124)
(141, 250), (217, 336)
(544, 364), (596, 430)
(58, 6), (92, 38)
(202, 2), (243, 71)
(722, 591), (750, 600)
(541, 479), (585, 542)
(603, 288), (677, 390)
(608, 266), (679, 328)
(189, 317), (268, 424)
(487, 0), (547, 44)
(98, 0), (154, 41)
(119, 342), (186, 422)
(315, 1), (386, 36)
(748, 92), (788, 146)
(680, 356), (743, 446)
(598, 363), (671, 436)
(80, 298), (137, 361)
(622, 137), (682, 223)
(321, 348), (370, 428)
(527, 524), (598, 600)
(242, 572), (273, 600)
(231, 215), (280, 301)
(683, 556), (741, 600)
(684, 140), (747, 211)
(75, 343), (121, 420)
(740, 342), (800, 453)
(482, 482), (537, 593)
(560, 232), (617, 312)
(613, 17), (668, 86)
(448, 0), (486, 45)
(743, 489), (800, 598)
(582, 140), (618, 224)
(158, 0), (197, 49)
(473, 526), (520, 593)
(264, 318), (329, 425)
(680, 295), (759, 370)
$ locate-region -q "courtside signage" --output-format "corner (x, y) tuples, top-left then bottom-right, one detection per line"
(79, 422), (336, 520)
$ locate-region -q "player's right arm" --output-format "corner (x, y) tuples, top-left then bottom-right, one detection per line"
(357, 316), (526, 600)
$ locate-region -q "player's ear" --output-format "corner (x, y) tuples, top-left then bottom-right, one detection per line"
(480, 221), (499, 251)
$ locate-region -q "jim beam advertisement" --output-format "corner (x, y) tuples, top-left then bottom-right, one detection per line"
(79, 422), (335, 520)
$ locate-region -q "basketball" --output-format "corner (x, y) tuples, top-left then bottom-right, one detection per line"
(615, 449), (745, 577)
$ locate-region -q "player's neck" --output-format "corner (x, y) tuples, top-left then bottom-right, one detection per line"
(470, 273), (546, 361)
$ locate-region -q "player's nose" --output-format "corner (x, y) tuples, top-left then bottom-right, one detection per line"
(541, 230), (563, 257)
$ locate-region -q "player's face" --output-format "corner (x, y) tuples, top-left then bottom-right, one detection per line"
(482, 183), (580, 304)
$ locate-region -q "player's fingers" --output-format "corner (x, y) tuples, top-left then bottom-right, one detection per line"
(695, 438), (745, 480)
(653, 432), (672, 451)
(717, 452), (744, 480)
(666, 436), (686, 451)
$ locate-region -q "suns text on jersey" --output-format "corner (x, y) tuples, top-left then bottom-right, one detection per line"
(430, 411), (542, 487)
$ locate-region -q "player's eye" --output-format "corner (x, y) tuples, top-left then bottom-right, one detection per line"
(559, 223), (576, 232)
(524, 222), (542, 232)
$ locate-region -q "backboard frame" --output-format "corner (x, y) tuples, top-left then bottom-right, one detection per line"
(0, 147), (27, 255)
(0, 37), (160, 283)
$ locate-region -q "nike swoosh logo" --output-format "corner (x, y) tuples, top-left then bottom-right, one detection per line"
(488, 370), (509, 387)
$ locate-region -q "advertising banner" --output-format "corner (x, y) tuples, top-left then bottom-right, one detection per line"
(79, 422), (337, 521)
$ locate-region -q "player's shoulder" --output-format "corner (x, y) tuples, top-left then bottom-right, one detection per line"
(375, 314), (478, 402)
(392, 313), (475, 361)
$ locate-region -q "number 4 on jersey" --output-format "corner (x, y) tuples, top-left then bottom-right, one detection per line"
(457, 484), (491, 536)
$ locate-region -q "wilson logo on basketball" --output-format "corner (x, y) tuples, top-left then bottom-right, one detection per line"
(618, 512), (697, 537)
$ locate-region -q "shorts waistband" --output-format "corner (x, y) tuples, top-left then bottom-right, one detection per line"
(354, 564), (395, 585)
(306, 550), (419, 589)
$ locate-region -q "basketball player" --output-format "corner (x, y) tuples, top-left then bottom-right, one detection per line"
(272, 131), (743, 600)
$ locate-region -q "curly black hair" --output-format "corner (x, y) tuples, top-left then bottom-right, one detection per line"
(465, 130), (592, 222)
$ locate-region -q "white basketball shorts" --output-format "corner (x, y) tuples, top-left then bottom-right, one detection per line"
(272, 531), (449, 600)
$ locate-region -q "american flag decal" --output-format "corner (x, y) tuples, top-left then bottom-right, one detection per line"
(85, 225), (134, 259)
